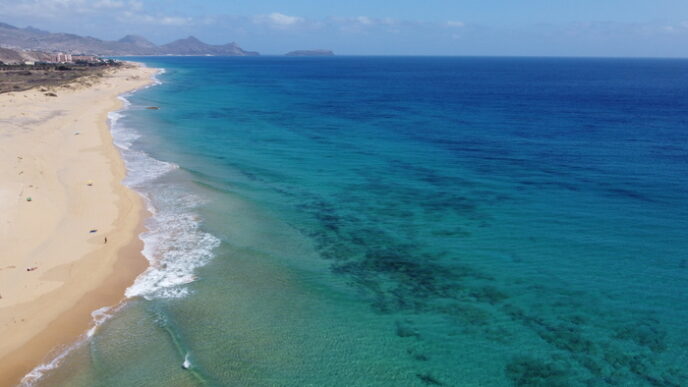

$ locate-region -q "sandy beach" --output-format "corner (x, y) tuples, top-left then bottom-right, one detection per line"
(0, 63), (157, 386)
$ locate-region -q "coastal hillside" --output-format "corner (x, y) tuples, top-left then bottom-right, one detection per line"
(0, 46), (24, 64)
(0, 46), (51, 64)
(0, 22), (258, 56)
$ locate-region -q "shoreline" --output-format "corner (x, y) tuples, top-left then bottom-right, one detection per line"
(0, 63), (158, 386)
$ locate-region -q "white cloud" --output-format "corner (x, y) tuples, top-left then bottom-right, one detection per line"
(0, 0), (187, 26)
(253, 12), (305, 29)
(330, 16), (429, 35)
(118, 12), (192, 26)
(93, 0), (124, 9)
(269, 12), (302, 26)
(446, 21), (465, 28)
(128, 0), (143, 11)
(356, 16), (373, 25)
(0, 0), (71, 17)
(659, 21), (688, 34)
(0, 0), (129, 17)
(328, 16), (378, 33)
(159, 16), (191, 26)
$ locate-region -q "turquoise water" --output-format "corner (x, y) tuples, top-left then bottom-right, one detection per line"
(32, 57), (688, 386)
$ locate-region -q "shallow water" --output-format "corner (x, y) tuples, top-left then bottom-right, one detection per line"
(33, 57), (688, 386)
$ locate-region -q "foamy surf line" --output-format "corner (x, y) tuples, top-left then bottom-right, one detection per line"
(112, 96), (220, 301)
(20, 304), (124, 386)
(21, 65), (215, 385)
(113, 66), (218, 301)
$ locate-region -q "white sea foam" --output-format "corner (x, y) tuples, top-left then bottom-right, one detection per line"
(108, 111), (139, 150)
(125, 186), (220, 300)
(122, 148), (178, 187)
(111, 94), (219, 300)
(20, 341), (79, 386)
(87, 305), (120, 337)
(151, 68), (166, 86)
(20, 306), (120, 386)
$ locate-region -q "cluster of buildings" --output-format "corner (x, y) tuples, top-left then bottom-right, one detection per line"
(18, 52), (102, 66)
(0, 45), (107, 66)
(51, 52), (71, 63)
(48, 53), (99, 64)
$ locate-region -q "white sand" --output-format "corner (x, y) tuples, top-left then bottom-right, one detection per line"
(0, 63), (156, 385)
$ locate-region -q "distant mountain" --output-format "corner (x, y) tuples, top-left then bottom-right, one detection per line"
(24, 26), (50, 35)
(116, 34), (161, 55)
(118, 34), (157, 48)
(0, 22), (19, 30)
(285, 49), (334, 57)
(160, 36), (258, 56)
(0, 22), (258, 56)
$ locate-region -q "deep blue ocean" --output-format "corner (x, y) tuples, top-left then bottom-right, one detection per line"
(32, 57), (688, 386)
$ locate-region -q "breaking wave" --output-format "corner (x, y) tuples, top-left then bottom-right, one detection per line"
(112, 95), (220, 300)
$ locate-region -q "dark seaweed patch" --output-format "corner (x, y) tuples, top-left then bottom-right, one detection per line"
(439, 303), (492, 326)
(469, 286), (508, 304)
(613, 322), (667, 353)
(562, 314), (587, 325)
(499, 299), (687, 385)
(330, 243), (478, 314)
(407, 348), (430, 362)
(505, 357), (570, 387)
(416, 373), (444, 386)
(430, 228), (472, 238)
(274, 141), (684, 385)
(504, 305), (598, 355)
(539, 325), (596, 354)
(396, 321), (421, 339)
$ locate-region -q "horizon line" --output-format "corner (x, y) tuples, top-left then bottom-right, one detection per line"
(115, 54), (688, 60)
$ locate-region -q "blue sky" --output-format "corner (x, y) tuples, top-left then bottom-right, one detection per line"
(1, 0), (688, 56)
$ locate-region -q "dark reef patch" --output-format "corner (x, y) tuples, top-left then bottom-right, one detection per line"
(396, 320), (421, 339)
(262, 136), (686, 386)
(407, 348), (430, 362)
(416, 373), (444, 386)
(469, 286), (508, 304)
(612, 322), (667, 353)
(439, 303), (492, 326)
(505, 357), (571, 387)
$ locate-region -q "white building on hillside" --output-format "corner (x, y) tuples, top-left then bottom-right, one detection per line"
(51, 53), (72, 63)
